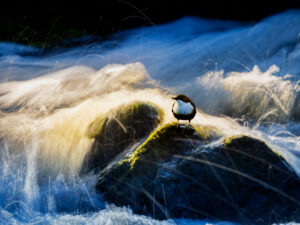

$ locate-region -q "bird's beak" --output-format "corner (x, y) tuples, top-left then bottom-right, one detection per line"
(172, 97), (176, 100)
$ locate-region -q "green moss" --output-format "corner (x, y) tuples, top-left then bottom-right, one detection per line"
(126, 122), (220, 170)
(87, 117), (106, 138)
(194, 125), (221, 140)
(223, 135), (248, 146)
(128, 122), (176, 169)
(223, 136), (237, 146)
(86, 101), (164, 139)
(82, 101), (165, 173)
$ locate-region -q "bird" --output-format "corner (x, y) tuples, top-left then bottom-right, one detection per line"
(172, 94), (196, 127)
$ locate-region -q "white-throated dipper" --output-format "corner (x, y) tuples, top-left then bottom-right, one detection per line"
(172, 94), (196, 126)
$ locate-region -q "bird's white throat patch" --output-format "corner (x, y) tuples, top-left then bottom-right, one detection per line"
(173, 100), (194, 115)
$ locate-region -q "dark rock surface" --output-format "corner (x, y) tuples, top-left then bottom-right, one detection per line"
(81, 101), (163, 174)
(96, 123), (300, 224)
(1, 2), (300, 47)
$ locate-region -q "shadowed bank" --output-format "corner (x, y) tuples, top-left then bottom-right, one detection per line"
(1, 1), (300, 47)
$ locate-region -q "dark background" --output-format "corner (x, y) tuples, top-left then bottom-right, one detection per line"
(1, 0), (300, 47)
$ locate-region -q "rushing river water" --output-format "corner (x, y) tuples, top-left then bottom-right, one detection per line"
(0, 10), (299, 225)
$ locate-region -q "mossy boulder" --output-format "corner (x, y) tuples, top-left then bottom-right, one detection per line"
(81, 101), (163, 173)
(95, 123), (218, 212)
(96, 127), (300, 224)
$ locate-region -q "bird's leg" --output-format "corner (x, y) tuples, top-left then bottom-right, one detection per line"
(177, 119), (179, 128)
(188, 120), (191, 129)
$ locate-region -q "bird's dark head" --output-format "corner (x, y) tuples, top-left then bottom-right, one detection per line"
(172, 94), (192, 103)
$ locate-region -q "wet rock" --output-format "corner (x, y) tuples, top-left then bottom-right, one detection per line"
(291, 92), (300, 122)
(96, 124), (300, 224)
(81, 101), (163, 174)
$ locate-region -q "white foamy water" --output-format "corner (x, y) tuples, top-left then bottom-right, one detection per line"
(0, 10), (299, 225)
